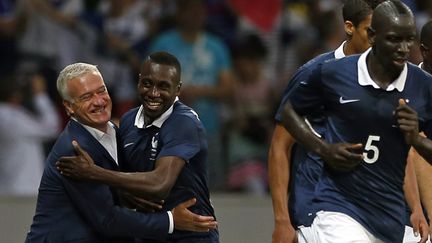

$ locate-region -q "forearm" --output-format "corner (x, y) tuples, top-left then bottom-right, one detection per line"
(88, 166), (166, 199)
(268, 125), (293, 225)
(281, 102), (327, 156)
(413, 148), (432, 219)
(404, 152), (422, 213)
(412, 136), (432, 165)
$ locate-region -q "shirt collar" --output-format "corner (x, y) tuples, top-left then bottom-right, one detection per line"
(82, 122), (116, 141)
(134, 97), (179, 129)
(357, 48), (407, 92)
(419, 62), (423, 69)
(334, 41), (346, 59)
(72, 117), (116, 140)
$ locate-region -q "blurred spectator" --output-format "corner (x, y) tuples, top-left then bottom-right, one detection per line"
(149, 0), (234, 190)
(0, 0), (23, 78)
(0, 73), (60, 196)
(225, 34), (273, 196)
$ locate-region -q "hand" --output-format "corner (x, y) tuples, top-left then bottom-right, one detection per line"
(119, 190), (164, 212)
(272, 223), (298, 243)
(321, 143), (364, 172)
(396, 99), (420, 145)
(171, 198), (217, 232)
(410, 209), (429, 243)
(56, 140), (99, 180)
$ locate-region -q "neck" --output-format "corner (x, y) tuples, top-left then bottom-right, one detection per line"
(366, 51), (400, 89)
(343, 40), (356, 56)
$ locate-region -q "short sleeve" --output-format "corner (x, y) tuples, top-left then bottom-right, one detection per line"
(287, 63), (325, 117)
(158, 116), (200, 161)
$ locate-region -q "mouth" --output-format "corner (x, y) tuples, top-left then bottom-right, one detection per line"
(145, 100), (162, 111)
(393, 57), (407, 66)
(91, 106), (107, 115)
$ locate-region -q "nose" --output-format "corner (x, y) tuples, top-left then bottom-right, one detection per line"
(92, 93), (106, 106)
(398, 40), (412, 53)
(149, 86), (160, 97)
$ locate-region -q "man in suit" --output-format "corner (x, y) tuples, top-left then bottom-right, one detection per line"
(25, 62), (217, 243)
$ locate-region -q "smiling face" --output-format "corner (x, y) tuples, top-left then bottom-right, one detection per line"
(63, 71), (112, 132)
(138, 60), (180, 123)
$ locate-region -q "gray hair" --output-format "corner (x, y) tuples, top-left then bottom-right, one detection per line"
(56, 63), (100, 101)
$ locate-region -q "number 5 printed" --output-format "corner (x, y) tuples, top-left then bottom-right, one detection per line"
(363, 135), (380, 164)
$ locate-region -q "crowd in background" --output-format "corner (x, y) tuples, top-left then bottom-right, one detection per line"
(0, 0), (430, 196)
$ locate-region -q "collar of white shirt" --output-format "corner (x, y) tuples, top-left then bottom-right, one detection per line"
(134, 97), (179, 129)
(72, 118), (118, 164)
(334, 41), (346, 59)
(357, 48), (407, 92)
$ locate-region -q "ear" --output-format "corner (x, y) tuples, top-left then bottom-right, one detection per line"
(344, 20), (354, 38)
(420, 43), (428, 59)
(63, 100), (74, 117)
(176, 81), (182, 94)
(367, 27), (376, 45)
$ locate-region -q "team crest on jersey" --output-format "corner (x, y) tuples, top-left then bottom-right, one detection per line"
(150, 133), (159, 161)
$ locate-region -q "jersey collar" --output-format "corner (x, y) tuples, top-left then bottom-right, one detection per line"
(134, 97), (179, 129)
(334, 41), (346, 59)
(358, 48), (407, 92)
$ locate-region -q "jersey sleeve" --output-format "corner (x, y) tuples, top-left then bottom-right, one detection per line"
(158, 115), (200, 162)
(275, 65), (314, 122)
(287, 63), (325, 117)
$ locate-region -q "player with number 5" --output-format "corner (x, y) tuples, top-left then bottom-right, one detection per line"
(281, 1), (432, 242)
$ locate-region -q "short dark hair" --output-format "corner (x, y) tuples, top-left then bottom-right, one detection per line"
(146, 51), (182, 79)
(362, 0), (386, 9)
(421, 20), (432, 46)
(342, 0), (373, 27)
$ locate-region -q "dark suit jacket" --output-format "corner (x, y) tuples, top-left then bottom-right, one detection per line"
(26, 120), (169, 243)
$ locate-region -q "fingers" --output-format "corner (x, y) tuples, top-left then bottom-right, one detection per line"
(189, 215), (218, 232)
(179, 198), (197, 208)
(72, 141), (93, 162)
(399, 98), (406, 106)
(72, 140), (85, 156)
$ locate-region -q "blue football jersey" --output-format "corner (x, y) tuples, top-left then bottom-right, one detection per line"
(275, 50), (336, 227)
(118, 101), (218, 242)
(287, 50), (432, 242)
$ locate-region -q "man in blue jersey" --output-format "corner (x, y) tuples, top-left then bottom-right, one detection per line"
(281, 0), (432, 242)
(408, 19), (432, 242)
(270, 0), (426, 242)
(270, 1), (374, 242)
(57, 52), (219, 243)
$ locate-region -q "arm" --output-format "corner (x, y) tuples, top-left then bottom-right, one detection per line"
(412, 147), (432, 239)
(404, 150), (428, 242)
(396, 99), (432, 164)
(281, 102), (363, 172)
(60, 166), (215, 238)
(58, 141), (184, 200)
(268, 124), (297, 243)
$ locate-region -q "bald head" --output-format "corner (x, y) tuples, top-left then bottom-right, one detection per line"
(371, 0), (414, 31)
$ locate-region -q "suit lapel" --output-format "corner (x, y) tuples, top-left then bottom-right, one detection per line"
(68, 120), (119, 171)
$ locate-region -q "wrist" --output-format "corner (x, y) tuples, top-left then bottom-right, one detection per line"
(274, 217), (291, 225)
(411, 135), (423, 148)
